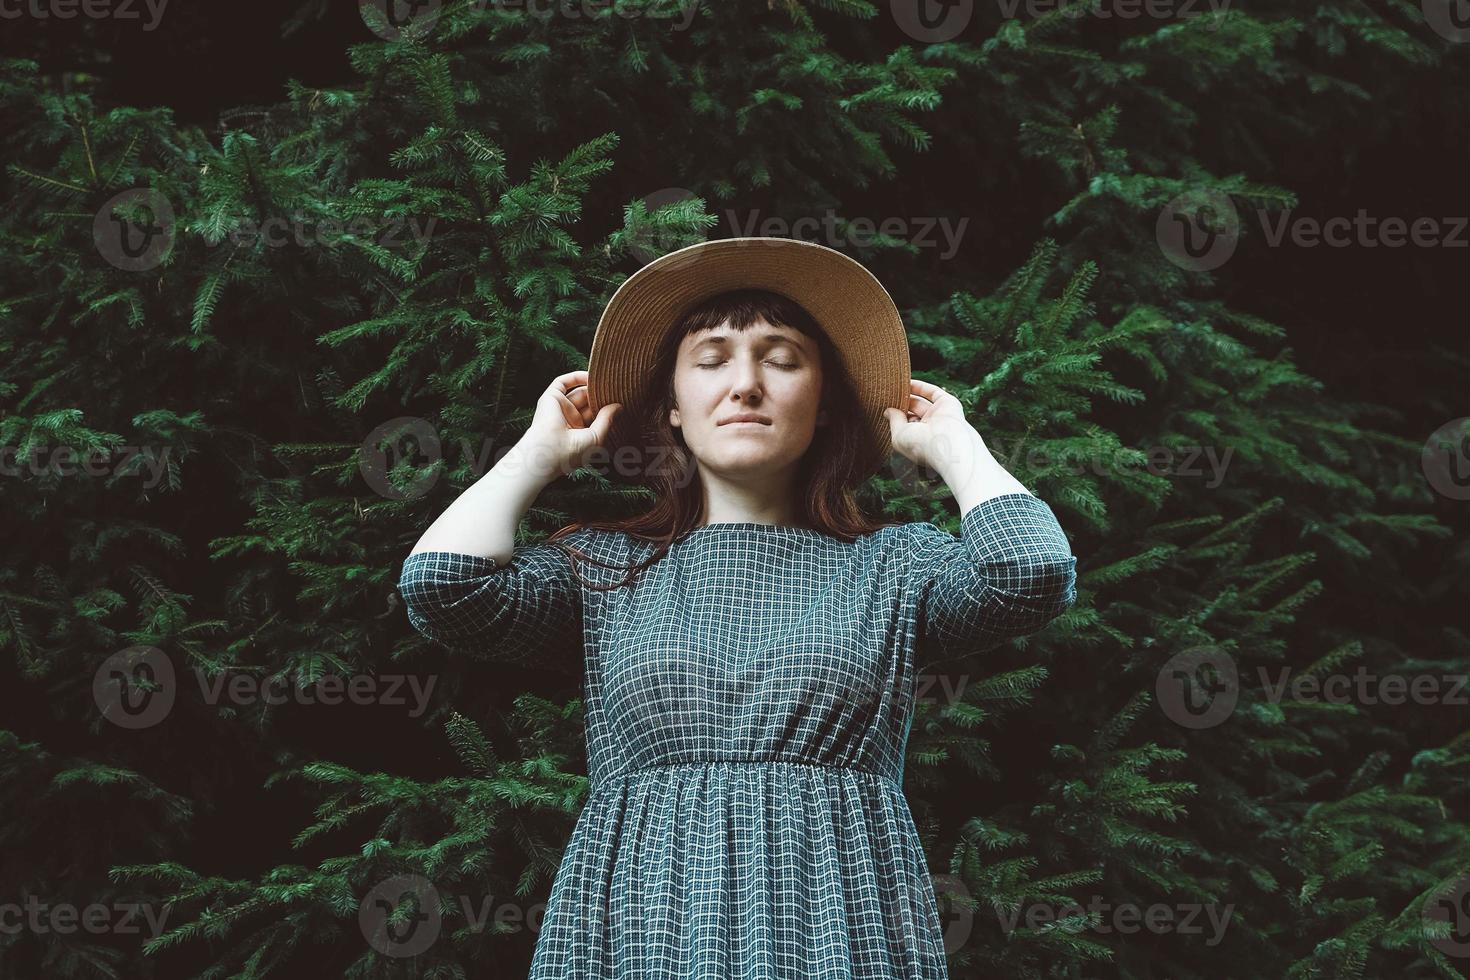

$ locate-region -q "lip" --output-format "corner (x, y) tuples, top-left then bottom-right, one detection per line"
(718, 414), (772, 425)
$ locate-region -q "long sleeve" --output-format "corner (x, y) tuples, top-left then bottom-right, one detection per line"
(397, 541), (583, 667)
(907, 492), (1078, 666)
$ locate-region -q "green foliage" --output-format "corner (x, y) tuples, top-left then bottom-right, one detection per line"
(1, 1), (1465, 977)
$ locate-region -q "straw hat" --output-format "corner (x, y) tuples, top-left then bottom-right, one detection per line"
(586, 237), (911, 484)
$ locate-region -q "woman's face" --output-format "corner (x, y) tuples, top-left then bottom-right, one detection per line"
(668, 317), (826, 481)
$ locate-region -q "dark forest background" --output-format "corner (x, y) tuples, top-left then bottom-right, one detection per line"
(2, 1), (1468, 977)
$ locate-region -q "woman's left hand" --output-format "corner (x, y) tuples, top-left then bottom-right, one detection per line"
(883, 378), (981, 474)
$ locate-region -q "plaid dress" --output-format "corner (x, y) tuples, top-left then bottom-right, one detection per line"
(397, 491), (1077, 978)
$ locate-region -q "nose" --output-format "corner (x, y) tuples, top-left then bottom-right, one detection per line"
(729, 354), (763, 404)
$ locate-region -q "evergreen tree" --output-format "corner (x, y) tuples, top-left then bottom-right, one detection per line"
(2, 2), (1465, 977)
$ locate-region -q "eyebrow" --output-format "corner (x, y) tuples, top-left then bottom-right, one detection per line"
(688, 333), (806, 353)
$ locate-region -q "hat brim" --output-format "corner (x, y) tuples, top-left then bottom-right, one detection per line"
(587, 237), (911, 484)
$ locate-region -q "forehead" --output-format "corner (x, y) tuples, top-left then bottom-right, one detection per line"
(679, 316), (811, 350)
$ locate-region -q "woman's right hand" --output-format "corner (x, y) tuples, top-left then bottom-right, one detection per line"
(512, 370), (621, 482)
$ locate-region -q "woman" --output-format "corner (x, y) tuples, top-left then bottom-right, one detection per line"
(398, 238), (1078, 978)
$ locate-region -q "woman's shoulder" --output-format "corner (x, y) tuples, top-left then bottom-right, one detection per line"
(852, 518), (973, 580)
(545, 523), (633, 558)
(541, 523), (645, 589)
(881, 494), (1065, 563)
(863, 517), (953, 547)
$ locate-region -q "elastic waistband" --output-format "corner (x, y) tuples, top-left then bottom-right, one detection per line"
(591, 758), (903, 795)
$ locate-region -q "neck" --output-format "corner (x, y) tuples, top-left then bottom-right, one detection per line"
(695, 464), (804, 526)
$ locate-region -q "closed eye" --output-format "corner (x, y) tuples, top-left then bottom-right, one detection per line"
(695, 361), (799, 370)
(690, 358), (799, 370)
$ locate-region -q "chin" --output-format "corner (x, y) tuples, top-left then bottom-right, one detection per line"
(705, 451), (800, 477)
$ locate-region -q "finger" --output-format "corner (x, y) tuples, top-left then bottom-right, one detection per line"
(905, 393), (936, 419)
(589, 403), (620, 443)
(552, 370), (590, 394)
(552, 388), (591, 427)
(884, 406), (909, 435)
(908, 378), (954, 403)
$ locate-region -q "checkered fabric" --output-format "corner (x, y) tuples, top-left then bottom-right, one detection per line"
(398, 491), (1077, 978)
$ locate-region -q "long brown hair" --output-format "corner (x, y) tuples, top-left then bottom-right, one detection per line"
(546, 287), (900, 590)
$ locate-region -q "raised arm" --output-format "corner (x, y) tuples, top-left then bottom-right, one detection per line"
(397, 371), (620, 664)
(406, 371), (617, 562)
(884, 379), (1078, 665)
(909, 493), (1077, 665)
(398, 543), (583, 665)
